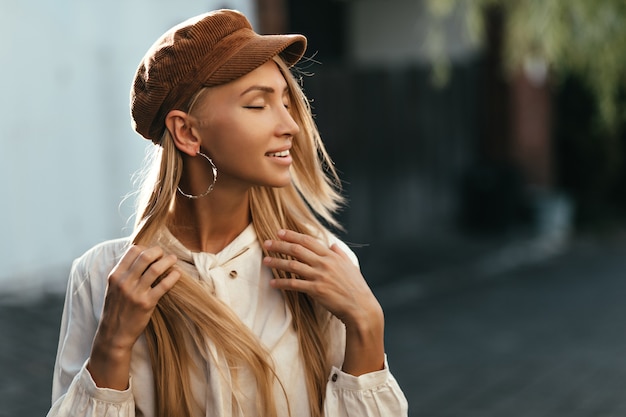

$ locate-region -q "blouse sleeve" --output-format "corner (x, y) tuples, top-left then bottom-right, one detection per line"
(322, 234), (409, 416)
(323, 356), (409, 417)
(47, 242), (136, 417)
(47, 365), (135, 417)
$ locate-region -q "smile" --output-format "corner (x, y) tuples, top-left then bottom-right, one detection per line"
(266, 150), (290, 157)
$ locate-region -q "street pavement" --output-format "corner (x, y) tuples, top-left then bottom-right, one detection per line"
(2, 232), (626, 417)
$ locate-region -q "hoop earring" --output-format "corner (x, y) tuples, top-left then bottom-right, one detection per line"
(177, 151), (218, 199)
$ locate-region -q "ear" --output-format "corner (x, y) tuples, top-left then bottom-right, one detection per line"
(165, 110), (199, 157)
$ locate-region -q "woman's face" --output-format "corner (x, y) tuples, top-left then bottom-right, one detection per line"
(190, 59), (300, 190)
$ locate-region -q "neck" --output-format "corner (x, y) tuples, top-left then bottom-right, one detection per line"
(168, 187), (251, 254)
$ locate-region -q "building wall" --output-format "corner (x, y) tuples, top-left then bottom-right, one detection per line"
(348, 0), (477, 66)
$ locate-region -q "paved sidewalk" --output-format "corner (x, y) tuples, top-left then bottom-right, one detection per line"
(381, 234), (626, 417)
(0, 294), (62, 417)
(3, 232), (626, 416)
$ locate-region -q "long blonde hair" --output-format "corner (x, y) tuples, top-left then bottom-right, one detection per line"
(132, 57), (344, 417)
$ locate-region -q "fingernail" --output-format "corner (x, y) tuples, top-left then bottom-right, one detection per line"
(278, 229), (286, 237)
(263, 240), (272, 248)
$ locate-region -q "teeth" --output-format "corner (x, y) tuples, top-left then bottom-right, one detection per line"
(268, 150), (290, 157)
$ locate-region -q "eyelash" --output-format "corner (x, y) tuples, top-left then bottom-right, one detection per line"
(243, 104), (290, 110)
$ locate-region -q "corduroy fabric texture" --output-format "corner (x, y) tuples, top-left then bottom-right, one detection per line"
(130, 9), (307, 143)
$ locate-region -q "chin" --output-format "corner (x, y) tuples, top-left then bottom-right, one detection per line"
(267, 172), (293, 188)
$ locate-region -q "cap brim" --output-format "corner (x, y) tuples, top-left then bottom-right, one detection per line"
(207, 33), (307, 86)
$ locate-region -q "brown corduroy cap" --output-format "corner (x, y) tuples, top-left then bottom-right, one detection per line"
(130, 9), (307, 143)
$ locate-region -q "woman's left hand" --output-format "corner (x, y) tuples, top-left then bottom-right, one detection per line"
(263, 229), (380, 326)
(263, 229), (385, 375)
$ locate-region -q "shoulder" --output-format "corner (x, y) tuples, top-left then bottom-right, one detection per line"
(70, 237), (131, 285)
(62, 237), (132, 317)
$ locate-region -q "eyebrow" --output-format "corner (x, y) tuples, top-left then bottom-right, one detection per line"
(240, 85), (289, 97)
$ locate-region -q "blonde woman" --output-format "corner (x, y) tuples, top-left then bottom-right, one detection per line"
(48, 9), (408, 417)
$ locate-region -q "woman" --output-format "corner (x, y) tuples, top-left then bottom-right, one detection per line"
(48, 9), (408, 417)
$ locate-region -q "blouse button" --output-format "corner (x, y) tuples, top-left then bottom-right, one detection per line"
(331, 373), (338, 382)
(229, 270), (238, 279)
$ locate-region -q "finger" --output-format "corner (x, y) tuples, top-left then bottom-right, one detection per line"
(129, 246), (166, 276)
(137, 254), (179, 290)
(111, 245), (146, 275)
(108, 245), (150, 287)
(276, 229), (330, 256)
(269, 276), (315, 294)
(263, 239), (318, 265)
(262, 255), (317, 279)
(150, 268), (181, 299)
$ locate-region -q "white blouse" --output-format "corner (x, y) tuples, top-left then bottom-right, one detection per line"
(47, 224), (408, 417)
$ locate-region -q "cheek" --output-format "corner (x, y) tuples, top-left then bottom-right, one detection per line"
(201, 116), (238, 155)
(210, 115), (262, 150)
(205, 127), (262, 171)
(198, 110), (269, 170)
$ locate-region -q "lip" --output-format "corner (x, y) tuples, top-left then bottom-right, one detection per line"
(265, 146), (293, 165)
(265, 145), (292, 155)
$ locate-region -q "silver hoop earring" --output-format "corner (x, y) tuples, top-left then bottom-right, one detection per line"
(177, 151), (218, 199)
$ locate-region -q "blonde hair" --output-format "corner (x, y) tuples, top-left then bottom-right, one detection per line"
(132, 57), (344, 417)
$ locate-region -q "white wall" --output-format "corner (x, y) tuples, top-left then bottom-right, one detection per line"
(0, 0), (254, 299)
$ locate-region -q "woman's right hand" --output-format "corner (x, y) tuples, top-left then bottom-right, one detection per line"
(87, 245), (180, 390)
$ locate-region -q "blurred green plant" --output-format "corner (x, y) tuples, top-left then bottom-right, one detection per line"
(426, 0), (626, 134)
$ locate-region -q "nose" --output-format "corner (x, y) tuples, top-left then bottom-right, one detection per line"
(277, 105), (300, 138)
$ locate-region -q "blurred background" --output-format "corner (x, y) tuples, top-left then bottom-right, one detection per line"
(2, 0), (626, 416)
